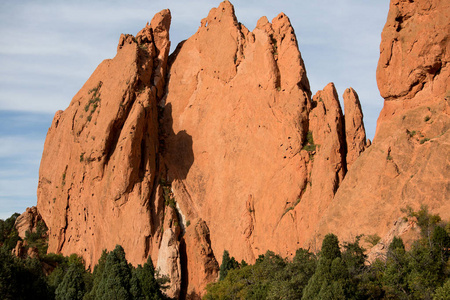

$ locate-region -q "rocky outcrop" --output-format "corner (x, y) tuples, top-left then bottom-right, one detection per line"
(14, 206), (43, 239)
(182, 219), (219, 300)
(343, 88), (367, 169)
(156, 206), (182, 299)
(163, 0), (313, 264)
(35, 0), (449, 296)
(37, 9), (172, 268)
(315, 0), (450, 247)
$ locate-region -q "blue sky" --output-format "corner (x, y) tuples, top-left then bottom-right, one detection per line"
(0, 0), (389, 219)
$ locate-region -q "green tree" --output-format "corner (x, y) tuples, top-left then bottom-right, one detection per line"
(133, 255), (168, 300)
(0, 247), (51, 300)
(302, 234), (351, 300)
(88, 245), (133, 300)
(434, 279), (450, 300)
(320, 234), (341, 260)
(55, 255), (88, 300)
(24, 220), (48, 256)
(219, 250), (239, 281)
(0, 213), (21, 252)
(382, 237), (410, 299)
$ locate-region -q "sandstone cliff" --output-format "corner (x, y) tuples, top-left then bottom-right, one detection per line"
(315, 0), (450, 250)
(35, 0), (449, 298)
(37, 10), (172, 269)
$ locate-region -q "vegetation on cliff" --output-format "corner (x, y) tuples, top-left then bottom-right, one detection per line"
(205, 206), (450, 300)
(1, 206), (449, 299)
(0, 219), (170, 300)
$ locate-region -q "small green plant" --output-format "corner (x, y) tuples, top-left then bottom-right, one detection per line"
(62, 172), (66, 186)
(420, 138), (430, 144)
(302, 131), (316, 152)
(424, 115), (431, 122)
(85, 81), (102, 122)
(80, 153), (85, 162)
(365, 234), (381, 246)
(162, 181), (177, 209)
(186, 220), (191, 227)
(387, 154), (392, 160)
(408, 130), (416, 137)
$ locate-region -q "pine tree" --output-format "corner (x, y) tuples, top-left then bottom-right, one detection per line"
(219, 250), (239, 281)
(54, 259), (86, 300)
(88, 245), (133, 300)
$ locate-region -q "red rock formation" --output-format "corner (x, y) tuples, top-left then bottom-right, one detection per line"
(343, 88), (367, 169)
(156, 206), (182, 298)
(14, 206), (43, 239)
(315, 0), (450, 247)
(182, 219), (219, 299)
(35, 0), (450, 296)
(37, 10), (172, 269)
(163, 1), (315, 265)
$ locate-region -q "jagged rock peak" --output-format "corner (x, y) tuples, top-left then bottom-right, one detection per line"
(315, 0), (450, 252)
(37, 9), (172, 269)
(376, 0), (450, 100)
(343, 87), (367, 169)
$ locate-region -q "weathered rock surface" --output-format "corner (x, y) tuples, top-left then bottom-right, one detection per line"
(35, 0), (449, 297)
(37, 9), (172, 269)
(343, 88), (367, 169)
(163, 0), (314, 265)
(14, 206), (43, 239)
(315, 0), (450, 248)
(182, 219), (219, 300)
(156, 206), (182, 299)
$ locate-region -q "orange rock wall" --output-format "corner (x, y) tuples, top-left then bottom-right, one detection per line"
(36, 0), (449, 298)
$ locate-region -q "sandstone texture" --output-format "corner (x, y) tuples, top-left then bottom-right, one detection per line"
(35, 0), (449, 297)
(37, 10), (172, 269)
(343, 88), (368, 170)
(315, 0), (450, 248)
(14, 206), (43, 239)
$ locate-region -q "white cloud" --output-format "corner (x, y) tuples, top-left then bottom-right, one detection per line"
(0, 0), (390, 217)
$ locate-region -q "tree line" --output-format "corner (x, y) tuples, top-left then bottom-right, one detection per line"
(0, 213), (169, 300)
(1, 205), (449, 299)
(206, 206), (450, 299)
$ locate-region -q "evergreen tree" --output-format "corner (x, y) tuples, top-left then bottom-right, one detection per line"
(0, 247), (51, 300)
(0, 213), (21, 252)
(88, 245), (133, 300)
(134, 255), (168, 300)
(302, 234), (350, 300)
(320, 234), (341, 260)
(219, 250), (239, 280)
(434, 279), (450, 300)
(55, 261), (86, 300)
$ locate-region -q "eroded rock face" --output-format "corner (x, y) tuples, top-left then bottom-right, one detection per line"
(35, 0), (450, 296)
(182, 219), (219, 300)
(315, 0), (450, 247)
(376, 0), (450, 101)
(156, 206), (182, 299)
(343, 88), (367, 169)
(37, 10), (172, 268)
(15, 206), (43, 239)
(163, 0), (313, 264)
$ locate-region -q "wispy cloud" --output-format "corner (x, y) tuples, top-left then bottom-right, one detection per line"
(0, 0), (389, 217)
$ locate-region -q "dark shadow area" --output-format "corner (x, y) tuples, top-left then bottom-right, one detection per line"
(179, 237), (189, 300)
(161, 103), (194, 181)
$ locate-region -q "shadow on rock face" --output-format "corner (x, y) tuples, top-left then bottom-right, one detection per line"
(162, 103), (194, 181)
